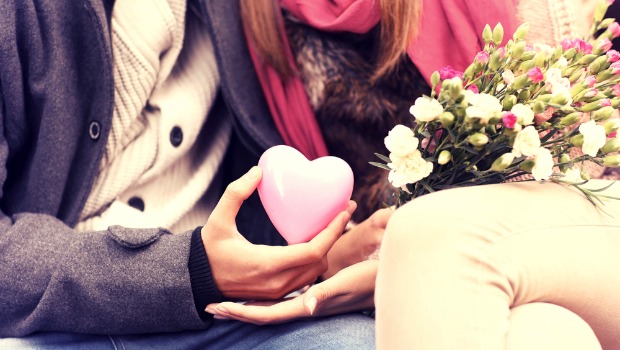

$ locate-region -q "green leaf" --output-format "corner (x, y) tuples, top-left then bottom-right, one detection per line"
(374, 153), (391, 163)
(369, 162), (391, 171)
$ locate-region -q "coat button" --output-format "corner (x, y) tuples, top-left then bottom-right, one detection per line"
(170, 126), (183, 147)
(89, 121), (101, 140)
(128, 196), (145, 212)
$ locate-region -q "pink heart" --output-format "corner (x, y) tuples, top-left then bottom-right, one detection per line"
(257, 145), (354, 245)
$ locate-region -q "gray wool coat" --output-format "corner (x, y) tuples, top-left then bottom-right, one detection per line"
(0, 0), (285, 337)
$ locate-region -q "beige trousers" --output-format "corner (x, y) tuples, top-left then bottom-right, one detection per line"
(376, 180), (620, 349)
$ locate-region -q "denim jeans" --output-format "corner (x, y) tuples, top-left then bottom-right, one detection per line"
(0, 313), (375, 350)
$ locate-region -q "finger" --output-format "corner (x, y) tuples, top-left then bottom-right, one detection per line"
(210, 166), (262, 226)
(370, 208), (393, 229)
(210, 299), (307, 325)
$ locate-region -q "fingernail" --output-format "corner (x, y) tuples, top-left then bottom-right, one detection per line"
(216, 305), (229, 314)
(205, 306), (217, 314)
(213, 314), (230, 320)
(246, 166), (260, 180)
(305, 297), (318, 315)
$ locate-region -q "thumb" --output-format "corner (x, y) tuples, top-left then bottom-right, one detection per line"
(303, 283), (332, 316)
(209, 166), (262, 228)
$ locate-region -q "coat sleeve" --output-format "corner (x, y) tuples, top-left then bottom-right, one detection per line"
(0, 98), (222, 337)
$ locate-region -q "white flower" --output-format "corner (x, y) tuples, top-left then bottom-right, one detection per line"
(555, 56), (569, 69)
(387, 151), (433, 188)
(545, 68), (572, 102)
(409, 97), (444, 122)
(502, 69), (515, 85)
(512, 126), (541, 157)
(384, 125), (419, 157)
(562, 167), (583, 183)
(511, 103), (535, 125)
(532, 147), (554, 181)
(579, 120), (607, 157)
(465, 93), (502, 124)
(533, 43), (554, 57)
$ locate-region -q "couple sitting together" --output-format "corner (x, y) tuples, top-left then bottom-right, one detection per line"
(0, 0), (618, 349)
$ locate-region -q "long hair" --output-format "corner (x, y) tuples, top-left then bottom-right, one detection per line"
(240, 0), (422, 80)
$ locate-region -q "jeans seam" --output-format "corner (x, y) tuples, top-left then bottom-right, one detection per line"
(108, 335), (119, 350)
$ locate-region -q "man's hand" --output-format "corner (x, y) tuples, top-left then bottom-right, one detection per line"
(205, 260), (378, 325)
(323, 208), (392, 279)
(202, 166), (356, 301)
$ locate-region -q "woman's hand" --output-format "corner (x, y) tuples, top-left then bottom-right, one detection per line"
(202, 166), (357, 301)
(322, 208), (392, 279)
(205, 260), (378, 325)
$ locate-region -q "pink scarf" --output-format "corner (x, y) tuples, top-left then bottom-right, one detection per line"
(247, 0), (519, 160)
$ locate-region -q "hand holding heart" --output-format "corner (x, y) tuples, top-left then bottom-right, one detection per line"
(258, 145), (354, 244)
(202, 165), (356, 301)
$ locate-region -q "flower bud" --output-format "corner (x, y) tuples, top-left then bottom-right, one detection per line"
(563, 48), (577, 60)
(431, 71), (441, 88)
(570, 134), (585, 147)
(468, 133), (489, 146)
(482, 24), (493, 44)
(580, 101), (601, 112)
(604, 119), (620, 134)
(578, 54), (598, 65)
(519, 159), (535, 172)
(490, 153), (515, 171)
(492, 23), (504, 45)
(604, 154), (620, 167)
(521, 51), (536, 61)
(440, 111), (455, 128)
(513, 75), (530, 90)
(513, 22), (530, 41)
(558, 112), (582, 127)
(569, 69), (585, 84)
(512, 41), (526, 59)
(503, 95), (517, 110)
(596, 70), (614, 82)
(534, 52), (547, 67)
(518, 60), (536, 73)
(602, 138), (620, 154)
(559, 153), (572, 164)
(488, 51), (503, 71)
(594, 0), (610, 23)
(589, 56), (610, 75)
(551, 93), (571, 106)
(519, 89), (531, 101)
(593, 106), (615, 121)
(449, 78), (463, 99)
(533, 101), (546, 114)
(438, 150), (452, 165)
(580, 169), (591, 181)
(537, 94), (553, 103)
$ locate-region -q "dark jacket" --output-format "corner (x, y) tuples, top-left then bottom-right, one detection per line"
(0, 0), (283, 336)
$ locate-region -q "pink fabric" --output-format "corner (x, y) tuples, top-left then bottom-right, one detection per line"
(247, 0), (519, 160)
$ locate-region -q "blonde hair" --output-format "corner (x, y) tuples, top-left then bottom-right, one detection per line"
(240, 0), (422, 80)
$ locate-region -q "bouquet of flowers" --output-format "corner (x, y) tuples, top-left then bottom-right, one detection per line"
(373, 0), (620, 209)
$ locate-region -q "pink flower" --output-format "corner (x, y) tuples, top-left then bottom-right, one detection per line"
(609, 0), (615, 5)
(579, 40), (593, 54)
(598, 38), (613, 52)
(466, 84), (480, 93)
(607, 50), (620, 62)
(610, 131), (618, 138)
(527, 67), (544, 83)
(612, 61), (620, 74)
(585, 88), (599, 98)
(502, 112), (518, 129)
(475, 51), (490, 64)
(585, 75), (597, 87)
(438, 66), (463, 80)
(497, 47), (506, 59)
(613, 84), (620, 97)
(535, 107), (555, 125)
(561, 38), (574, 51)
(609, 22), (620, 38)
(601, 98), (612, 107)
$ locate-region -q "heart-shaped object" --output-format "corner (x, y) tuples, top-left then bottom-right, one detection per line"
(258, 145), (354, 245)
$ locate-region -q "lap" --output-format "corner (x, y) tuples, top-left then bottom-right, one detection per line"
(0, 313), (375, 350)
